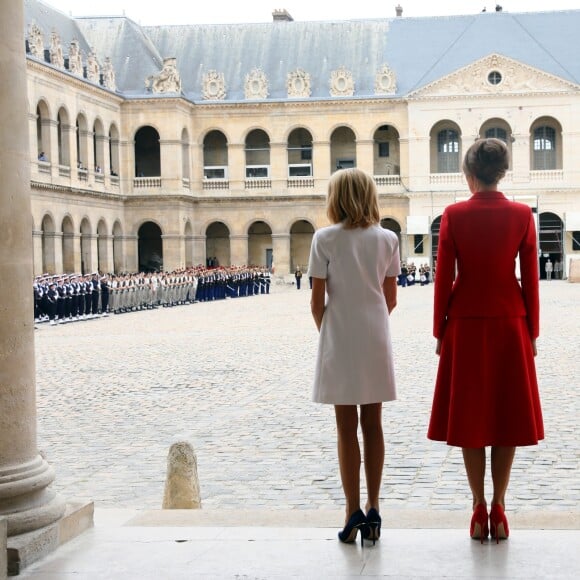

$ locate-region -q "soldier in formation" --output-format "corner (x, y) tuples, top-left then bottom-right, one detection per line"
(33, 264), (272, 325)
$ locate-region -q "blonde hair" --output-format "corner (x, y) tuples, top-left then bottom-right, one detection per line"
(326, 168), (380, 228)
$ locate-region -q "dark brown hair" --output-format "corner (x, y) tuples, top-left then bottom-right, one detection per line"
(463, 138), (509, 185)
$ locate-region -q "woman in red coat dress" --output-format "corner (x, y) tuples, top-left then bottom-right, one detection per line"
(428, 138), (544, 543)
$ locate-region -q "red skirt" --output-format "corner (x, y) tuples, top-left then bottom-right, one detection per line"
(428, 316), (544, 447)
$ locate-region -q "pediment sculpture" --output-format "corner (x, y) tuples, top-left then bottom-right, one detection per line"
(375, 64), (397, 95)
(410, 53), (579, 98)
(202, 70), (226, 100)
(245, 68), (269, 100)
(146, 57), (182, 94)
(68, 39), (83, 76)
(329, 66), (354, 97)
(287, 69), (311, 98)
(28, 22), (44, 59)
(49, 30), (64, 69)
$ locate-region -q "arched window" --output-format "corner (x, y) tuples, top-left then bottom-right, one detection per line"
(484, 127), (507, 142)
(134, 126), (161, 177)
(533, 126), (556, 170)
(437, 129), (460, 173)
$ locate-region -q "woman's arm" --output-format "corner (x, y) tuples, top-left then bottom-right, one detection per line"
(310, 277), (326, 331)
(382, 276), (397, 314)
(433, 211), (456, 340)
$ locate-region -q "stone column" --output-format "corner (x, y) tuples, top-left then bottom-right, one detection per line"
(272, 233), (291, 276)
(0, 0), (66, 539)
(230, 234), (249, 265)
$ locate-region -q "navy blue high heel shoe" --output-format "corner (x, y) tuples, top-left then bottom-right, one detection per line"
(363, 508), (381, 545)
(338, 509), (368, 548)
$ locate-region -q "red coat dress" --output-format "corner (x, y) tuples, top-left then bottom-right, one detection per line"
(428, 191), (544, 447)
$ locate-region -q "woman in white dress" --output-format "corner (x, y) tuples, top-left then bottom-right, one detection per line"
(308, 168), (400, 547)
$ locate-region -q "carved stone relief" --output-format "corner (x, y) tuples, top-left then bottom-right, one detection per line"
(413, 54), (577, 98)
(102, 57), (117, 91)
(146, 57), (182, 93)
(245, 68), (269, 99)
(49, 30), (64, 69)
(329, 66), (354, 97)
(375, 64), (397, 95)
(28, 22), (44, 59)
(68, 39), (83, 76)
(86, 50), (100, 84)
(287, 68), (311, 98)
(202, 70), (226, 100)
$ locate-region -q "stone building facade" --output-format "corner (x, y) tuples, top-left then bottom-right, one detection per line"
(24, 1), (580, 278)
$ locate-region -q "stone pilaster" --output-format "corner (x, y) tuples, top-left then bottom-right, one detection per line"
(123, 234), (139, 272)
(230, 234), (249, 265)
(355, 139), (374, 175)
(228, 143), (246, 192)
(32, 230), (43, 276)
(272, 233), (291, 276)
(312, 140), (331, 188)
(161, 233), (185, 271)
(0, 0), (66, 542)
(191, 235), (206, 266)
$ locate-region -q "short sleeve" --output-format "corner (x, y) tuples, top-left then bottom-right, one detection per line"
(385, 234), (401, 278)
(307, 230), (329, 279)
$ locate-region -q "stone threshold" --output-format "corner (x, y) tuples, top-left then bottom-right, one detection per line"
(117, 507), (580, 530)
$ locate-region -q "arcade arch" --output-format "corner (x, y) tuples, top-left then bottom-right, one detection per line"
(138, 221), (163, 271)
(290, 220), (314, 271)
(206, 221), (230, 266)
(248, 221), (272, 266)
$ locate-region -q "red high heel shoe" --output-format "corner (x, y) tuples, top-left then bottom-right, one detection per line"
(470, 504), (489, 543)
(490, 504), (509, 543)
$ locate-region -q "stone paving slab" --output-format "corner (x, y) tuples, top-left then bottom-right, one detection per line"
(34, 281), (580, 513)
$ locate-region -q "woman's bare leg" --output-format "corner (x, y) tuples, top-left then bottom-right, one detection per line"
(462, 447), (487, 507)
(360, 403), (384, 512)
(334, 405), (361, 521)
(491, 446), (516, 507)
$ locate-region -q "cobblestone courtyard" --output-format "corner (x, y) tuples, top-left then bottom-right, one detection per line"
(35, 281), (579, 512)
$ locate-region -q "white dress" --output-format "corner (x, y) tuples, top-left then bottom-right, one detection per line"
(308, 223), (401, 405)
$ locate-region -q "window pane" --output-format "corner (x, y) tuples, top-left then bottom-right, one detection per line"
(437, 129), (459, 173)
(533, 126), (556, 169)
(485, 127), (507, 142)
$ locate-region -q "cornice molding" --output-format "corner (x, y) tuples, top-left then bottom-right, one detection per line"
(27, 58), (123, 103)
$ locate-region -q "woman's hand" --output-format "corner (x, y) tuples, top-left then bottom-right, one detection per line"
(435, 339), (442, 356)
(531, 338), (537, 357)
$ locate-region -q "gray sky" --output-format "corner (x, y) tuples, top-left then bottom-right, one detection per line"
(40, 0), (580, 25)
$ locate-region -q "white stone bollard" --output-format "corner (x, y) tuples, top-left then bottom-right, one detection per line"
(162, 441), (201, 509)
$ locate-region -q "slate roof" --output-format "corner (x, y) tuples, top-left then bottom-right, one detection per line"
(24, 0), (580, 101)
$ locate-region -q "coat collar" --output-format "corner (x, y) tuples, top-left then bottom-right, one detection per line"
(470, 190), (507, 200)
